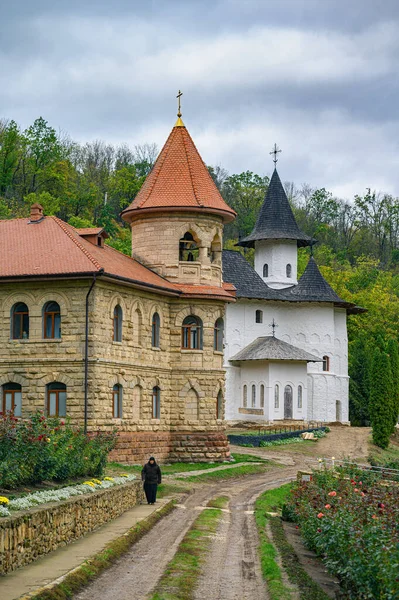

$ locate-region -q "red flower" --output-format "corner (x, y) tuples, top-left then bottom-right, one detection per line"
(378, 502), (385, 509)
(328, 491), (337, 497)
(317, 528), (322, 532)
(317, 512), (324, 518)
(324, 504), (331, 509)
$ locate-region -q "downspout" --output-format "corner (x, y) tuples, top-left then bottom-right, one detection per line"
(84, 271), (103, 434)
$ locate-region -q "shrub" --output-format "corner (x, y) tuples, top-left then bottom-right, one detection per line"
(0, 412), (117, 489)
(284, 466), (399, 598)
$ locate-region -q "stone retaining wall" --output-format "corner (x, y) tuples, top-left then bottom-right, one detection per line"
(110, 431), (230, 463)
(0, 480), (144, 575)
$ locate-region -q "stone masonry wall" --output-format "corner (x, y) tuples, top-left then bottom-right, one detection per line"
(0, 480), (144, 575)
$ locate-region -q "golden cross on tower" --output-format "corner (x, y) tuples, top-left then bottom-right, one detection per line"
(270, 143), (282, 166)
(176, 90), (183, 118)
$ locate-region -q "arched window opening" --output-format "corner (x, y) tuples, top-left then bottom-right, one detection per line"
(274, 384), (279, 409)
(179, 232), (199, 262)
(11, 302), (29, 339)
(152, 386), (161, 419)
(214, 317), (224, 351)
(263, 264), (268, 277)
(113, 305), (122, 342)
(216, 390), (223, 419)
(210, 234), (222, 264)
(152, 312), (160, 348)
(255, 310), (263, 324)
(243, 384), (248, 408)
(298, 385), (303, 409)
(2, 383), (22, 416)
(260, 384), (265, 408)
(113, 384), (123, 418)
(43, 301), (61, 339)
(46, 382), (67, 417)
(286, 264), (292, 278)
(322, 355), (330, 372)
(251, 384), (256, 408)
(182, 316), (203, 350)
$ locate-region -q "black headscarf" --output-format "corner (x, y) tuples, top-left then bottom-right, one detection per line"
(148, 456), (157, 465)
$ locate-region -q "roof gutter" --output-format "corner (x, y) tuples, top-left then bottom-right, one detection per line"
(84, 270), (104, 434)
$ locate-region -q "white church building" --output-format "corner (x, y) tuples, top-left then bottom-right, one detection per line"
(222, 167), (364, 424)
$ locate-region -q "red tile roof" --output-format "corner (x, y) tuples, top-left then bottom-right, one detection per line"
(121, 123), (236, 223)
(0, 217), (235, 300)
(174, 284), (236, 301)
(0, 217), (179, 293)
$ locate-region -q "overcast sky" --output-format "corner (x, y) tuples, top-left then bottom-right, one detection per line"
(1, 0), (398, 198)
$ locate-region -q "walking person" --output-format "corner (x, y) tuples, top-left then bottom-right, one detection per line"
(141, 456), (162, 505)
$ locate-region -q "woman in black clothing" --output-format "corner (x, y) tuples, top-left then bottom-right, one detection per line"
(141, 456), (162, 504)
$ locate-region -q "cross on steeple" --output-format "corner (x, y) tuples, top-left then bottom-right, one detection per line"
(270, 143), (282, 166)
(269, 318), (278, 337)
(176, 90), (183, 118)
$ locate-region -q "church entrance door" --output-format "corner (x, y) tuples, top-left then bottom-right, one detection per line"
(284, 385), (293, 419)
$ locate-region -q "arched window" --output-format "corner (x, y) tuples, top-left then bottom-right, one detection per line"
(251, 384), (256, 408)
(11, 302), (29, 339)
(179, 232), (199, 262)
(46, 382), (67, 417)
(152, 386), (161, 419)
(152, 312), (160, 348)
(286, 264), (292, 278)
(210, 234), (222, 264)
(214, 317), (224, 351)
(260, 384), (265, 408)
(255, 310), (263, 324)
(322, 355), (330, 372)
(298, 385), (303, 409)
(263, 264), (268, 277)
(216, 390), (223, 419)
(182, 316), (203, 350)
(243, 384), (248, 408)
(2, 383), (22, 416)
(113, 305), (122, 342)
(113, 384), (123, 418)
(274, 384), (279, 409)
(43, 301), (61, 339)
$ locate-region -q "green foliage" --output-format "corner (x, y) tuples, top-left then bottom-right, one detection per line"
(387, 338), (399, 428)
(0, 412), (116, 488)
(369, 349), (395, 448)
(285, 467), (399, 599)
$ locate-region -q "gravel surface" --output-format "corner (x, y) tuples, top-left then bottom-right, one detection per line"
(74, 468), (298, 600)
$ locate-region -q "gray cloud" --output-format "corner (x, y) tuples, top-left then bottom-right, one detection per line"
(0, 0), (398, 198)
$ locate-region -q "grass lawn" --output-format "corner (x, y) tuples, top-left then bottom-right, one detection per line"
(150, 501), (225, 600)
(178, 463), (269, 483)
(368, 435), (399, 466)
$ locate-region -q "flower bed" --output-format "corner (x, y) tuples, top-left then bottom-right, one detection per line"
(284, 467), (399, 599)
(228, 426), (327, 447)
(0, 412), (116, 488)
(0, 474), (136, 517)
(0, 475), (143, 575)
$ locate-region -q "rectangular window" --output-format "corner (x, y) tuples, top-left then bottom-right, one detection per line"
(251, 385), (256, 408)
(49, 392), (57, 416)
(260, 385), (265, 409)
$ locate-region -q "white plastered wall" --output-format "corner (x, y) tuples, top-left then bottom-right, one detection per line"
(224, 300), (349, 423)
(254, 240), (298, 288)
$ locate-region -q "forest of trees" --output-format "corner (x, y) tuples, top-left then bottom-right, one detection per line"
(2, 116), (399, 432)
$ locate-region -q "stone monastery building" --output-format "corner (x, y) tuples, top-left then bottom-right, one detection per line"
(0, 113), (236, 463)
(0, 108), (362, 463)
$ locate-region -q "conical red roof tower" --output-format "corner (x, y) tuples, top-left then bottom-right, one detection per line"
(122, 118), (236, 223)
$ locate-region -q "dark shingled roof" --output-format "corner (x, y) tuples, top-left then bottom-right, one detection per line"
(282, 256), (345, 303)
(237, 169), (312, 248)
(222, 250), (366, 314)
(222, 250), (283, 300)
(230, 336), (322, 362)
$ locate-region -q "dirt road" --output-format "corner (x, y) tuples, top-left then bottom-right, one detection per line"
(74, 467), (298, 600)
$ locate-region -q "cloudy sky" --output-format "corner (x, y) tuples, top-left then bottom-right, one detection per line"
(1, 0), (398, 198)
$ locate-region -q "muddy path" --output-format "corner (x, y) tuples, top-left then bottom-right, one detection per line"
(74, 467), (298, 600)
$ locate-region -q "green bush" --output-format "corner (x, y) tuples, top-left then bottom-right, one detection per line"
(285, 467), (399, 598)
(0, 412), (117, 488)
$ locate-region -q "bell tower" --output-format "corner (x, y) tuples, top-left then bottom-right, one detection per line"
(237, 147), (312, 289)
(122, 97), (235, 286)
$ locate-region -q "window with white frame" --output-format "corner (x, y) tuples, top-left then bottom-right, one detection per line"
(260, 384), (265, 408)
(251, 384), (256, 407)
(243, 384), (248, 408)
(298, 385), (303, 409)
(274, 384), (279, 409)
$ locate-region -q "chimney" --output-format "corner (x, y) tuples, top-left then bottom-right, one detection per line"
(30, 203), (44, 223)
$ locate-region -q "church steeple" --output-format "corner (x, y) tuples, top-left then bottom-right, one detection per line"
(238, 168), (311, 248)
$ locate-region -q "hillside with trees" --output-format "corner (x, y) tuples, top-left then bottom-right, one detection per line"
(1, 116), (399, 433)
